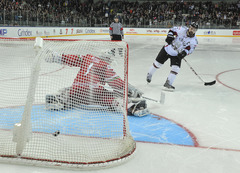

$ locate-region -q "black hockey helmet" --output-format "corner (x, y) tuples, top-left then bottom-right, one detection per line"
(114, 15), (120, 22)
(114, 15), (119, 19)
(187, 22), (198, 37)
(190, 22), (198, 29)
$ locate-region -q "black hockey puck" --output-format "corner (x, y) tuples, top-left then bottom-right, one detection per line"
(53, 130), (60, 137)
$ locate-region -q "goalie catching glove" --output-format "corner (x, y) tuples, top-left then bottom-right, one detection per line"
(128, 98), (150, 117)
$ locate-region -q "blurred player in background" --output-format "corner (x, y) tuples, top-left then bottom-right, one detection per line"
(146, 22), (199, 91)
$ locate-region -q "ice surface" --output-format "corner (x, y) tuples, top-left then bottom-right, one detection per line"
(0, 34), (240, 173)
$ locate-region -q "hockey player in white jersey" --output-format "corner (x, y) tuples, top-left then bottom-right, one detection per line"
(146, 22), (198, 91)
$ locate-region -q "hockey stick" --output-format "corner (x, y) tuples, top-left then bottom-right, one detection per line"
(142, 96), (160, 103)
(183, 58), (216, 86)
(142, 91), (165, 104)
(101, 82), (166, 104)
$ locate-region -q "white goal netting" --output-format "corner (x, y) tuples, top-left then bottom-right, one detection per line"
(0, 38), (136, 169)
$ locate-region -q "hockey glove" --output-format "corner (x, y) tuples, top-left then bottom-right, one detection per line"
(165, 32), (175, 45)
(127, 98), (149, 117)
(177, 51), (187, 60)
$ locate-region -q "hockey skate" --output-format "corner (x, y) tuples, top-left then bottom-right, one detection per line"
(45, 87), (70, 111)
(146, 73), (152, 83)
(163, 80), (175, 92)
(45, 94), (65, 111)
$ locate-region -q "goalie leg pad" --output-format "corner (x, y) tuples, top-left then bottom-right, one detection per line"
(133, 108), (150, 117)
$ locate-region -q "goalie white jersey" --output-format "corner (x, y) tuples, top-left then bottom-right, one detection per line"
(164, 26), (198, 56)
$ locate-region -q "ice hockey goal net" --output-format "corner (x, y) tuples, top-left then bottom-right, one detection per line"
(0, 38), (136, 169)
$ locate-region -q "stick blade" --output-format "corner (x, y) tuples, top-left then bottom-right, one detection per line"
(160, 91), (165, 104)
(204, 80), (216, 86)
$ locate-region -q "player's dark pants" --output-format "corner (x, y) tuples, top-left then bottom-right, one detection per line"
(111, 35), (122, 41)
(156, 46), (182, 67)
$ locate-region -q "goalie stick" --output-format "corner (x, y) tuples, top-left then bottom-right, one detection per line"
(101, 83), (165, 104)
(142, 96), (160, 103)
(142, 91), (165, 104)
(183, 58), (216, 86)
